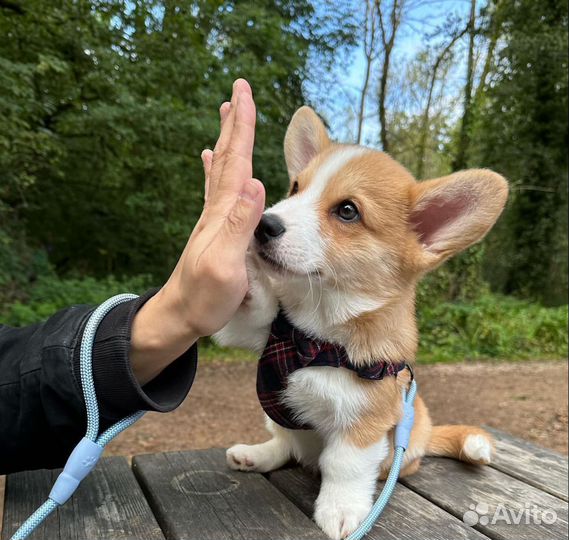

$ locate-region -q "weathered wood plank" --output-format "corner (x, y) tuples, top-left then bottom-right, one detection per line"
(0, 475), (5, 538)
(2, 463), (55, 540)
(484, 426), (568, 502)
(132, 448), (327, 540)
(401, 457), (568, 540)
(2, 456), (164, 540)
(266, 466), (490, 540)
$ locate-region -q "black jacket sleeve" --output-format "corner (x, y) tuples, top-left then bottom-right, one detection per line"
(0, 290), (197, 474)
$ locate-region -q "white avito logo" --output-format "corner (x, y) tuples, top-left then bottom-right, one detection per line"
(463, 501), (558, 526)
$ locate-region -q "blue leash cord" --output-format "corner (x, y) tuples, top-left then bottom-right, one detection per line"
(10, 294), (145, 540)
(10, 293), (416, 540)
(346, 378), (418, 540)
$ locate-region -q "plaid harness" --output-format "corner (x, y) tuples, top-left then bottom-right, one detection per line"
(257, 310), (409, 430)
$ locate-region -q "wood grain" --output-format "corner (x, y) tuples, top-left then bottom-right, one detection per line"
(485, 426), (568, 501)
(401, 457), (568, 540)
(132, 448), (327, 540)
(4, 432), (567, 540)
(0, 475), (5, 538)
(267, 465), (490, 540)
(2, 456), (164, 540)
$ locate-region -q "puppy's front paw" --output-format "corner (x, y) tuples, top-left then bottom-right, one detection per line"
(227, 444), (257, 471)
(314, 496), (370, 540)
(226, 443), (277, 473)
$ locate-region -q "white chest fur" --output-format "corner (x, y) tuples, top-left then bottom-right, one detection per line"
(281, 367), (370, 437)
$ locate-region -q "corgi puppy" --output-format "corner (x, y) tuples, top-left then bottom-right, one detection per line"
(214, 106), (508, 540)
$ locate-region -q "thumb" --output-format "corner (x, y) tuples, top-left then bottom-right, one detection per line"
(216, 178), (265, 254)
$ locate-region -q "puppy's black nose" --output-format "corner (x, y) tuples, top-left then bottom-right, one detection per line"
(255, 214), (286, 245)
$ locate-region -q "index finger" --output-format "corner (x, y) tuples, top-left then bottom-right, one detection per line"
(209, 82), (256, 209)
(212, 80), (252, 158)
(207, 80), (252, 201)
(224, 90), (256, 182)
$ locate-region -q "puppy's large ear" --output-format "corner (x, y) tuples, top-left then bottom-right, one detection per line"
(410, 169), (508, 271)
(284, 106), (330, 178)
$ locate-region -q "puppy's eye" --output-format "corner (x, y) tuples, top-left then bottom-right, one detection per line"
(289, 181), (299, 196)
(335, 200), (360, 222)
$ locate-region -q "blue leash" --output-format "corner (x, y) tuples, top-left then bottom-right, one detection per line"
(10, 294), (145, 540)
(10, 294), (417, 540)
(346, 378), (417, 540)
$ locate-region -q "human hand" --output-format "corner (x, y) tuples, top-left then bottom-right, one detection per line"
(130, 79), (265, 384)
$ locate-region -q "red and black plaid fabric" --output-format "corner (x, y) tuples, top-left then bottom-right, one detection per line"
(257, 310), (409, 430)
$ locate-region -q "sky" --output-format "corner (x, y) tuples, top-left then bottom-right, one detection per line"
(306, 0), (473, 146)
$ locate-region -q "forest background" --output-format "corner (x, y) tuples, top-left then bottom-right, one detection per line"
(1, 0), (567, 361)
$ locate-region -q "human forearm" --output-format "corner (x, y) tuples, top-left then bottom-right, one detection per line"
(129, 288), (199, 386)
(0, 307), (89, 473)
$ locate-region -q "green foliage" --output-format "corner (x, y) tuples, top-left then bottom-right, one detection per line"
(471, 0), (568, 305)
(0, 274), (154, 326)
(417, 245), (490, 306)
(417, 294), (568, 362)
(199, 338), (257, 362)
(3, 273), (565, 363)
(388, 1), (568, 305)
(388, 47), (458, 181)
(198, 293), (569, 363)
(0, 202), (52, 308)
(1, 1), (567, 363)
(0, 0), (315, 281)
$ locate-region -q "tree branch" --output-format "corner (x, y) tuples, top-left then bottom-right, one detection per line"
(0, 0), (25, 14)
(416, 25), (469, 178)
(473, 0), (505, 103)
(358, 0), (378, 144)
(375, 0), (388, 48)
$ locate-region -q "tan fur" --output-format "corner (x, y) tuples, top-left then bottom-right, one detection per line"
(284, 107), (331, 180)
(342, 291), (419, 365)
(426, 425), (496, 464)
(301, 149), (422, 364)
(377, 395), (433, 478)
(221, 106), (507, 540)
(347, 376), (402, 448)
(285, 108), (507, 473)
(396, 458), (422, 478)
(409, 170), (509, 273)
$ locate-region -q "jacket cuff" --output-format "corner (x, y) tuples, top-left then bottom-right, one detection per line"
(73, 289), (197, 422)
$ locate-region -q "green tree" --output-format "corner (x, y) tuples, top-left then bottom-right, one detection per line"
(0, 0), (316, 282)
(472, 0), (568, 305)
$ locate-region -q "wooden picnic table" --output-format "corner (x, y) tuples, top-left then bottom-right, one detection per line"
(2, 427), (567, 540)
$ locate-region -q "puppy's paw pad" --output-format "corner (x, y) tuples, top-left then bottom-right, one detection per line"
(315, 503), (370, 540)
(226, 444), (259, 471)
(463, 434), (493, 464)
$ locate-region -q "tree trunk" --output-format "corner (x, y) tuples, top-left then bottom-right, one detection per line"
(378, 51), (391, 152)
(473, 1), (504, 105)
(453, 0), (477, 171)
(416, 27), (468, 178)
(375, 0), (401, 153)
(357, 58), (373, 144)
(357, 0), (376, 144)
